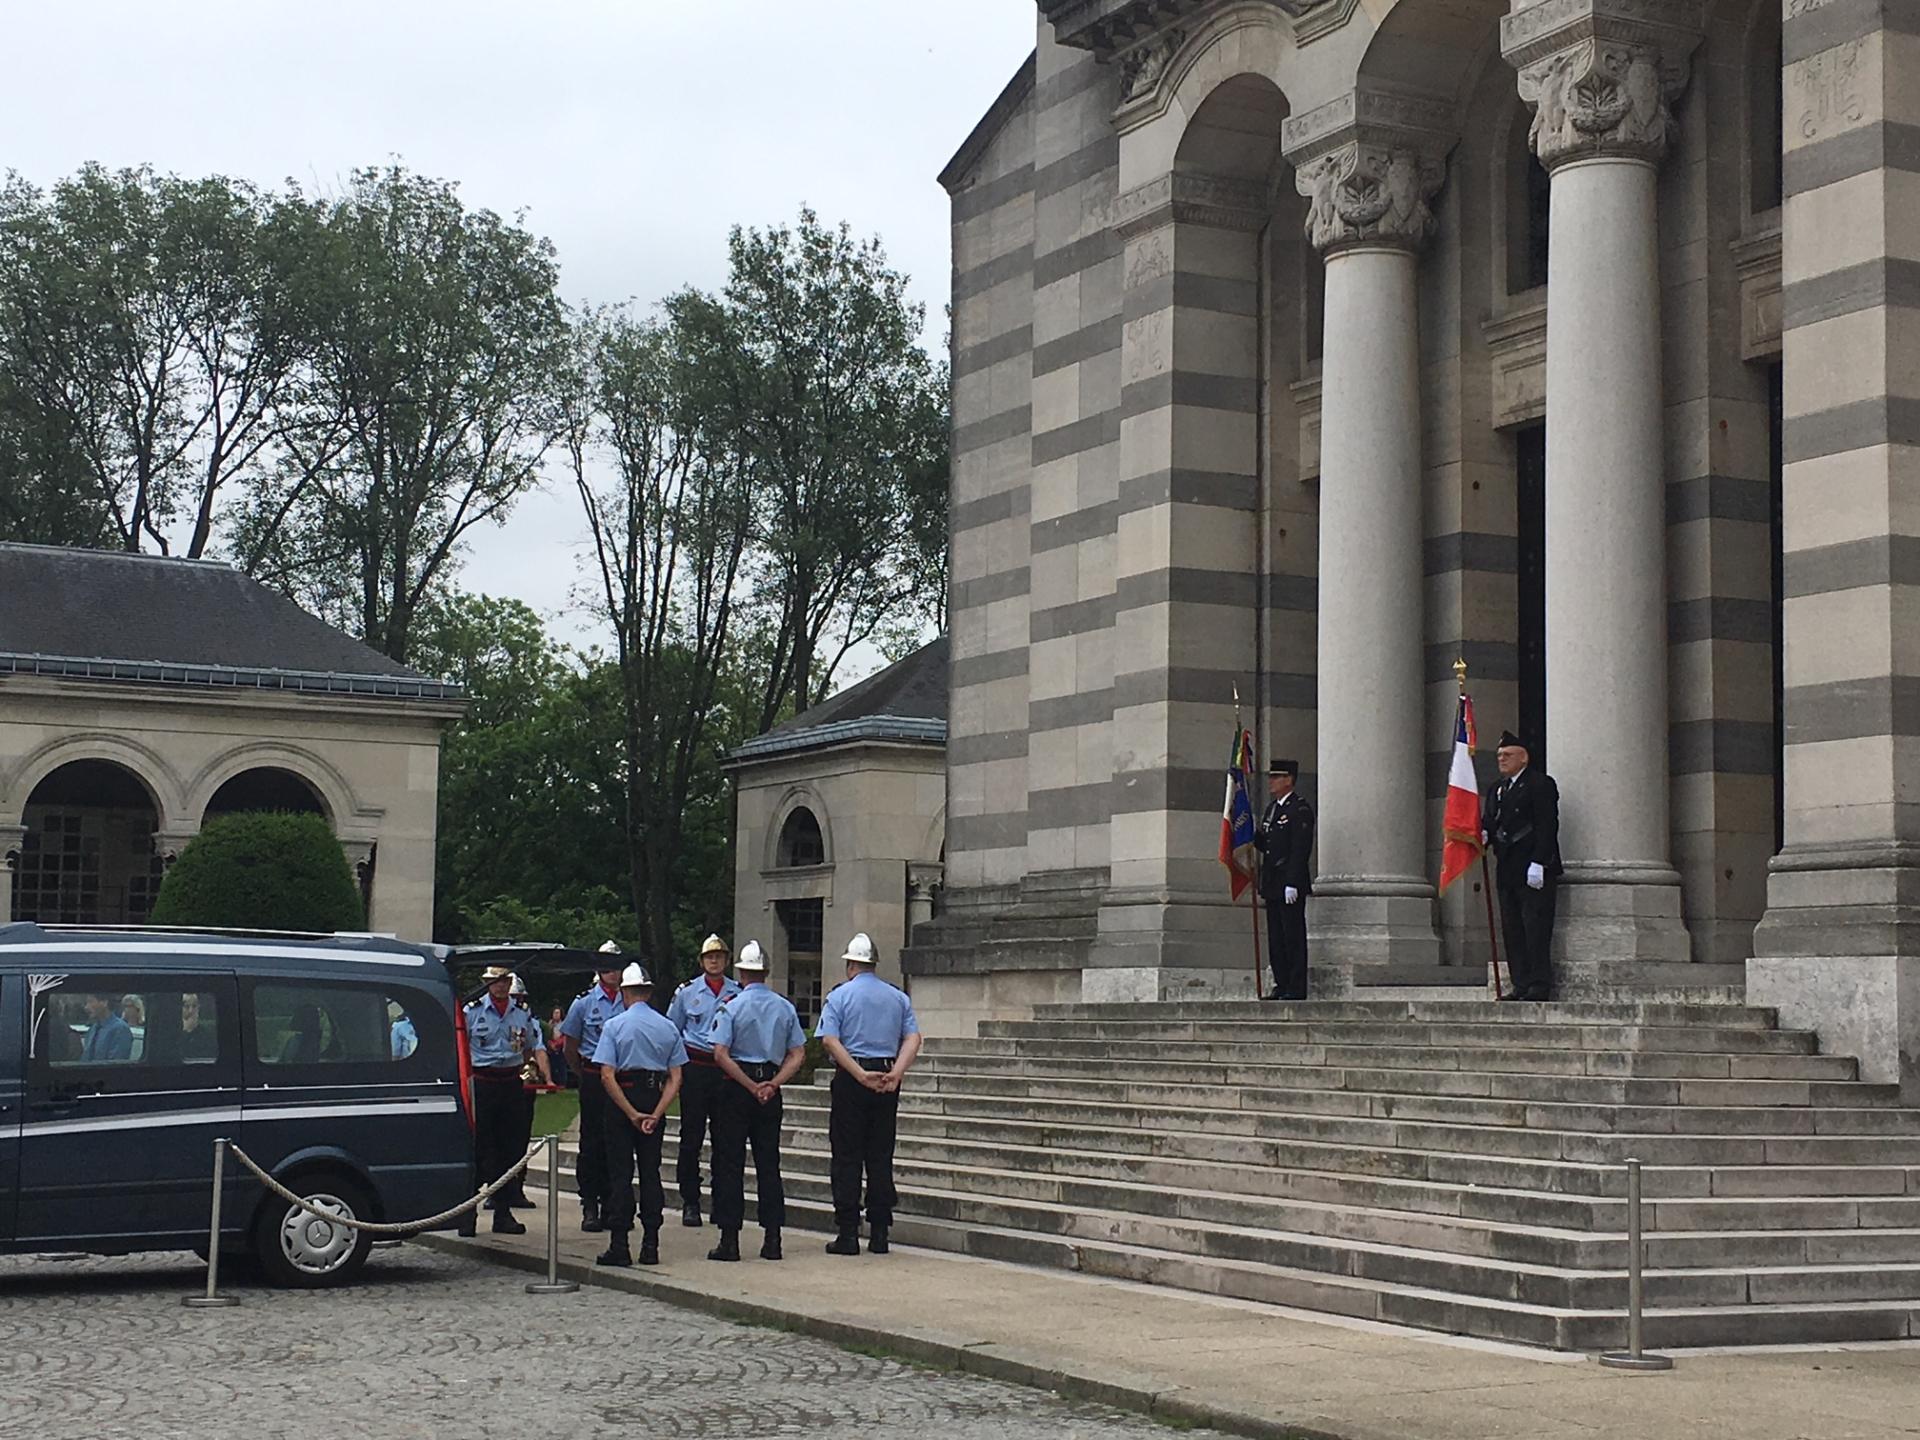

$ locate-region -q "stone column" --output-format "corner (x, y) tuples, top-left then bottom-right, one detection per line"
(1282, 92), (1452, 982)
(1503, 0), (1703, 986)
(1753, 2), (1920, 1090)
(0, 823), (24, 922)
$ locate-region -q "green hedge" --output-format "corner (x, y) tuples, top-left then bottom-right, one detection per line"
(151, 812), (366, 933)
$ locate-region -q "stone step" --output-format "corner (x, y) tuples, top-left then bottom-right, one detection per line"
(979, 1017), (1818, 1054)
(1030, 1000), (1781, 1028)
(925, 1037), (1863, 1081)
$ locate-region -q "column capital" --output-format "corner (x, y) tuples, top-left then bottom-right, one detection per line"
(1501, 0), (1705, 171)
(1112, 172), (1271, 240)
(1282, 87), (1455, 257)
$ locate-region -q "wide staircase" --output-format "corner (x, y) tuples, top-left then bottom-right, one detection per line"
(540, 1000), (1920, 1352)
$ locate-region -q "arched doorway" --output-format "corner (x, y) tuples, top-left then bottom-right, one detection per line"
(774, 804), (827, 1024)
(12, 760), (163, 925)
(204, 767), (328, 820)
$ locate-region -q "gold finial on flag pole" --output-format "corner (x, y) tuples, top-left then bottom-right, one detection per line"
(1453, 657), (1468, 696)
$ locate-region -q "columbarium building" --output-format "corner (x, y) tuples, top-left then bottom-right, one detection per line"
(910, 0), (1920, 1083)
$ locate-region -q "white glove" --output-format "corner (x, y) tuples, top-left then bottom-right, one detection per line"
(1526, 863), (1545, 891)
(1284, 886), (1299, 905)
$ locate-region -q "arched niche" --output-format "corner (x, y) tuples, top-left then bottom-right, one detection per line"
(204, 766), (330, 822)
(11, 759), (164, 925)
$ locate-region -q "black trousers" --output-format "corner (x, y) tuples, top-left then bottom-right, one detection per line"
(676, 1061), (724, 1208)
(711, 1063), (787, 1232)
(575, 1067), (609, 1205)
(1498, 879), (1558, 999)
(471, 1074), (522, 1211)
(602, 1080), (665, 1236)
(1264, 892), (1309, 999)
(829, 1063), (900, 1231)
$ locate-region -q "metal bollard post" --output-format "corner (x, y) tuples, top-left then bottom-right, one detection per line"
(1600, 1157), (1672, 1371)
(182, 1137), (241, 1309)
(525, 1134), (578, 1295)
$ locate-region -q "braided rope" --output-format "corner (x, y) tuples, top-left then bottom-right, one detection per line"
(224, 1138), (550, 1237)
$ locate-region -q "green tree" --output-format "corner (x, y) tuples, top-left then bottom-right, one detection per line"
(0, 165), (295, 554)
(235, 166), (568, 663)
(150, 811), (365, 931)
(704, 207), (950, 731)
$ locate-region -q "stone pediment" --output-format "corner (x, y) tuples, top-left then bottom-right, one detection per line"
(1039, 0), (1342, 58)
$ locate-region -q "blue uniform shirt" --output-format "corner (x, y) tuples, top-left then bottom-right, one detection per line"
(560, 984), (628, 1065)
(390, 1016), (418, 1060)
(815, 971), (919, 1059)
(711, 985), (807, 1065)
(596, 1003), (689, 1074)
(667, 974), (742, 1053)
(82, 1013), (133, 1063)
(465, 997), (544, 1068)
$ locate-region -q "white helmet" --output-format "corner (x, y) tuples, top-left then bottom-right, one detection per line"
(840, 932), (877, 965)
(508, 974), (527, 996)
(597, 940), (622, 954)
(736, 940), (767, 972)
(619, 962), (652, 988)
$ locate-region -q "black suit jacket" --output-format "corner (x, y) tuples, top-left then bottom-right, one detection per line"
(1482, 769), (1563, 887)
(1253, 793), (1315, 899)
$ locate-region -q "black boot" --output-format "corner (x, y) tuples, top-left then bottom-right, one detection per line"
(638, 1229), (660, 1266)
(456, 1213), (477, 1238)
(760, 1229), (783, 1261)
(581, 1198), (605, 1234)
(595, 1232), (631, 1267)
(707, 1228), (741, 1262)
(492, 1209), (527, 1236)
(824, 1229), (861, 1256)
(868, 1225), (890, 1255)
(681, 1201), (702, 1229)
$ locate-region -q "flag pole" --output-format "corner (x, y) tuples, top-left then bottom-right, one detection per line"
(1236, 686), (1264, 1001)
(1454, 659), (1507, 1001)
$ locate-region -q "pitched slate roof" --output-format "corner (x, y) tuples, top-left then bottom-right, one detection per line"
(0, 542), (460, 701)
(728, 637), (948, 765)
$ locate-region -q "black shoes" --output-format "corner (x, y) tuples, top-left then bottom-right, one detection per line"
(492, 1211), (527, 1236)
(456, 1216), (477, 1238)
(824, 1230), (861, 1256)
(681, 1202), (703, 1229)
(868, 1226), (890, 1255)
(581, 1204), (605, 1234)
(595, 1236), (631, 1267)
(707, 1228), (741, 1262)
(760, 1229), (783, 1261)
(638, 1231), (660, 1266)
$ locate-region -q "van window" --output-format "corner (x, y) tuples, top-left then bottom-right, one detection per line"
(254, 983), (418, 1067)
(34, 982), (225, 1069)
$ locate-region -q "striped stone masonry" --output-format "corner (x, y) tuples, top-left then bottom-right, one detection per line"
(1752, 0), (1920, 1091)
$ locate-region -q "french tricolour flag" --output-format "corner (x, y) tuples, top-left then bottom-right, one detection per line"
(1439, 692), (1482, 895)
(1219, 726), (1258, 901)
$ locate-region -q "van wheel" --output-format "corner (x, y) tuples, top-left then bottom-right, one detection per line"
(252, 1173), (375, 1288)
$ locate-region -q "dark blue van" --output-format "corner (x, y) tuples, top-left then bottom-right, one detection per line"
(0, 922), (472, 1287)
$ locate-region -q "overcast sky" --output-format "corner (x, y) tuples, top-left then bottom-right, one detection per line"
(0, 0), (1036, 664)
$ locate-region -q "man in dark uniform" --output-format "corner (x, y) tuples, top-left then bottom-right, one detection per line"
(1482, 730), (1563, 1001)
(458, 966), (549, 1237)
(1253, 758), (1315, 1000)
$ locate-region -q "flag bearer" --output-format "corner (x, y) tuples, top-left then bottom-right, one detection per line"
(815, 933), (921, 1256)
(1482, 731), (1563, 1002)
(667, 934), (741, 1227)
(460, 966), (549, 1237)
(559, 944), (629, 1232)
(594, 963), (686, 1268)
(707, 940), (809, 1262)
(1253, 758), (1316, 1001)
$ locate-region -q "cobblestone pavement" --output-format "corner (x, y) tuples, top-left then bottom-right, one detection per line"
(0, 1247), (1225, 1440)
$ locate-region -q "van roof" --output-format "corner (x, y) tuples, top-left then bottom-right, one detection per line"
(0, 921), (445, 972)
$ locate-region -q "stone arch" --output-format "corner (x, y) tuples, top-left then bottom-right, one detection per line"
(184, 743), (372, 835)
(1, 732), (186, 830)
(1357, 0), (1508, 108)
(764, 787), (834, 872)
(1120, 3), (1304, 179)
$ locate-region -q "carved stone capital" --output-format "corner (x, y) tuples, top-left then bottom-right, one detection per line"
(1502, 0), (1704, 170)
(1283, 89), (1455, 256)
(1113, 171), (1272, 240)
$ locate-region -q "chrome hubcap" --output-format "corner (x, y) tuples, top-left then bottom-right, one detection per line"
(279, 1192), (356, 1274)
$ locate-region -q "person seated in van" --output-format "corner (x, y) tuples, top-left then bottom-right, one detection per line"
(80, 994), (133, 1063)
(278, 1004), (330, 1065)
(389, 1002), (418, 1060)
(179, 992), (218, 1063)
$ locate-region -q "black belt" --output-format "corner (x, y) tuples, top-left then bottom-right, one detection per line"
(686, 1048), (718, 1067)
(738, 1060), (781, 1081)
(474, 1066), (522, 1082)
(615, 1070), (666, 1085)
(852, 1056), (895, 1072)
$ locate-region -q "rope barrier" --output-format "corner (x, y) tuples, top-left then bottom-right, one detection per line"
(223, 1138), (548, 1236)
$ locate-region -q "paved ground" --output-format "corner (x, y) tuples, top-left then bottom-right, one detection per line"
(0, 1247), (1224, 1440)
(445, 1190), (1920, 1440)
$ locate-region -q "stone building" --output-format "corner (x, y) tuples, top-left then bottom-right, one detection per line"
(0, 544), (462, 940)
(913, 0), (1919, 1083)
(726, 640), (946, 1026)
